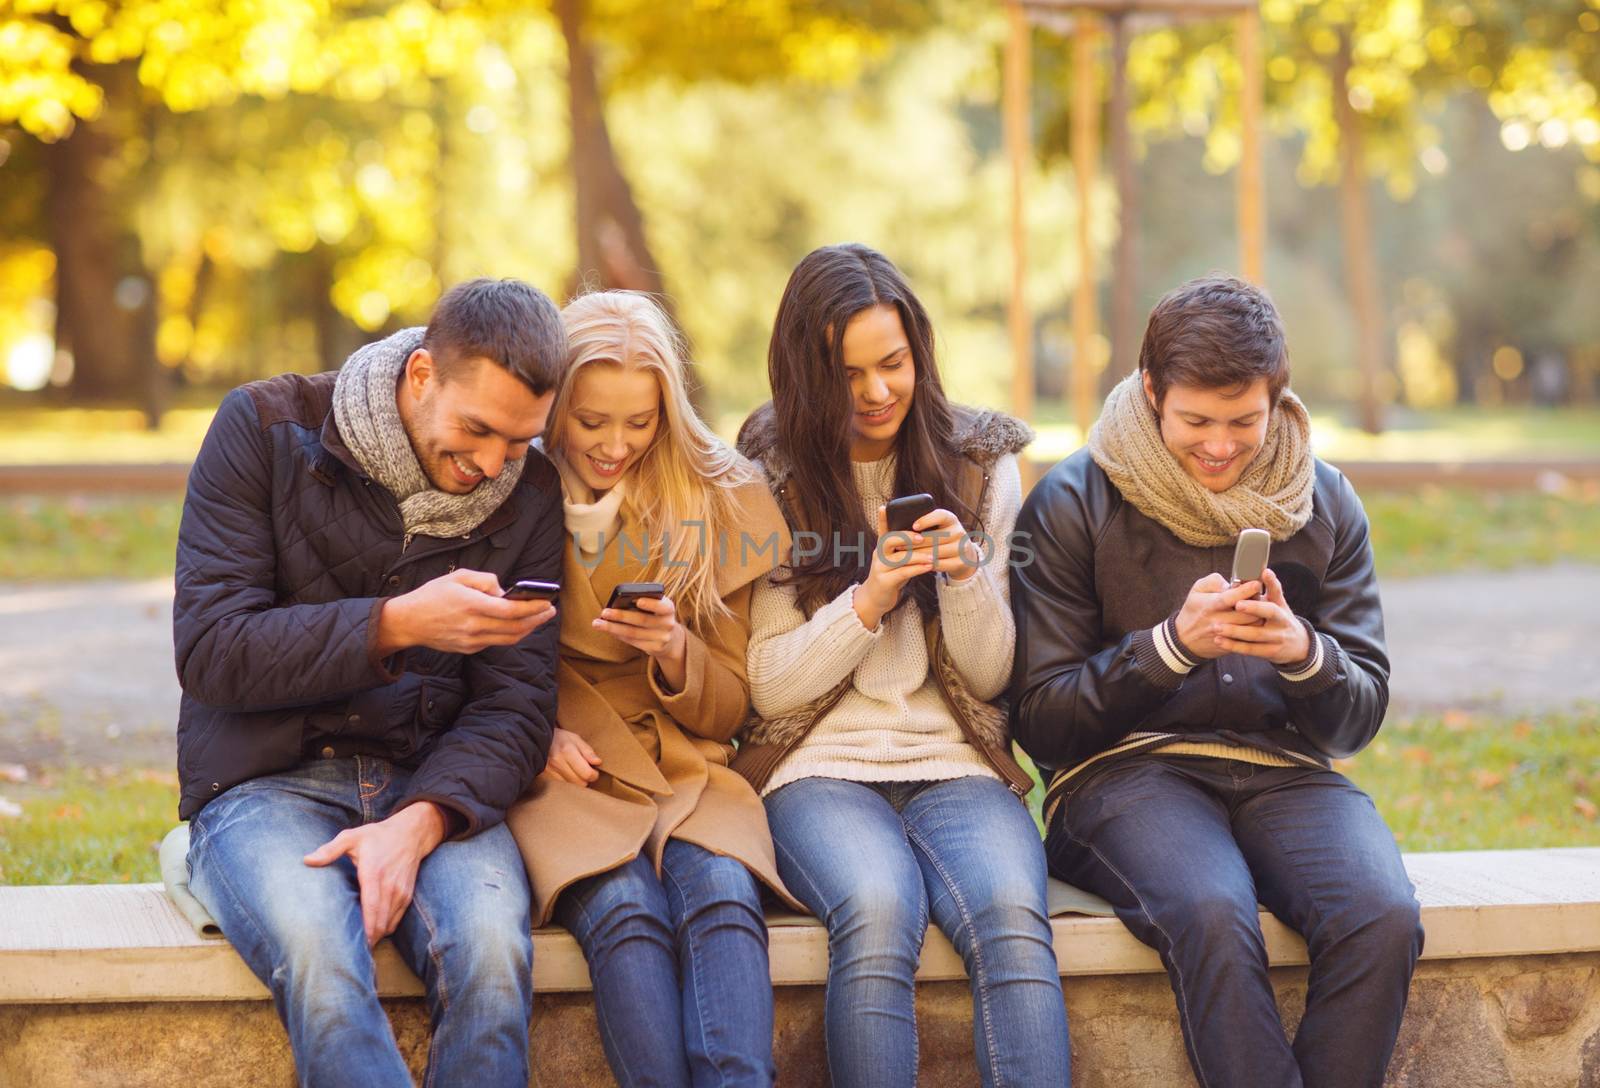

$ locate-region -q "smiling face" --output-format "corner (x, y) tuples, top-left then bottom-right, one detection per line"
(1144, 371), (1271, 493)
(397, 350), (551, 494)
(560, 363), (662, 494)
(840, 304), (916, 462)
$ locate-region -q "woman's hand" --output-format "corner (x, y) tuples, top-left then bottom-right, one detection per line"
(853, 507), (936, 630)
(906, 507), (981, 582)
(539, 727), (602, 786)
(593, 594), (690, 692)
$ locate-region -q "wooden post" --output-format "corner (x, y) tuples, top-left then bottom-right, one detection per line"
(1108, 13), (1137, 393)
(1005, 2), (1034, 425)
(1236, 6), (1264, 284)
(1333, 27), (1385, 434)
(1072, 15), (1101, 437)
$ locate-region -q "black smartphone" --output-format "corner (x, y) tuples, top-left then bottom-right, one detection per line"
(606, 581), (666, 611)
(503, 579), (561, 602)
(885, 493), (935, 533)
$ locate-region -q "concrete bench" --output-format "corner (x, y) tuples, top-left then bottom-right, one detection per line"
(3, 848), (1599, 1086)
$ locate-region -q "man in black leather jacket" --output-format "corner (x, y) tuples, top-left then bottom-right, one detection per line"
(1012, 275), (1422, 1088)
(177, 278), (565, 1088)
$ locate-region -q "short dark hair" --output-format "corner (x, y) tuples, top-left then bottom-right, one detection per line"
(1139, 274), (1289, 408)
(423, 277), (566, 393)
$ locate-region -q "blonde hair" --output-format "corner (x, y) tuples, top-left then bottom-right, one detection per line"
(549, 291), (759, 632)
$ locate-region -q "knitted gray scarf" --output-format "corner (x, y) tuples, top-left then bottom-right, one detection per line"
(332, 327), (524, 544)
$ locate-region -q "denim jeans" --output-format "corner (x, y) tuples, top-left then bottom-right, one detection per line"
(186, 756), (534, 1088)
(556, 839), (774, 1088)
(765, 775), (1071, 1088)
(1048, 756), (1423, 1088)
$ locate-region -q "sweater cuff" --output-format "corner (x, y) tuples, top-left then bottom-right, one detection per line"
(1131, 616), (1199, 691)
(1277, 622), (1342, 697)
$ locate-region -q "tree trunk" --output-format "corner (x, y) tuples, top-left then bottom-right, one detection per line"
(555, 0), (703, 408)
(44, 60), (162, 427)
(1332, 31), (1386, 435)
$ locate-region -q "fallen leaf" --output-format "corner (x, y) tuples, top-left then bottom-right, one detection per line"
(1512, 720), (1534, 740)
(1472, 770), (1505, 791)
(1401, 746), (1433, 767)
(51, 803), (84, 821)
(1442, 710), (1473, 732)
(1576, 797), (1598, 821)
(1515, 814), (1537, 829)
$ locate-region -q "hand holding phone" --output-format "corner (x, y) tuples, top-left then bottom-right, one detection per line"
(503, 579), (561, 602)
(1230, 528), (1270, 589)
(605, 582), (666, 611)
(885, 493), (936, 533)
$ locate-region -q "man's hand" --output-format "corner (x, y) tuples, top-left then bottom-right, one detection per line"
(1210, 567), (1313, 666)
(539, 727), (603, 786)
(376, 569), (555, 657)
(1174, 573), (1268, 661)
(303, 801), (450, 946)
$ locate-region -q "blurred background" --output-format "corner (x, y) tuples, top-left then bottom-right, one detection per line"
(0, 0), (1596, 883)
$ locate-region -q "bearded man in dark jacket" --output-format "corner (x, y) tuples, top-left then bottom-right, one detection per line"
(176, 278), (566, 1088)
(1012, 275), (1423, 1088)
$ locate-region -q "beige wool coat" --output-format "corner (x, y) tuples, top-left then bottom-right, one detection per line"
(506, 479), (801, 926)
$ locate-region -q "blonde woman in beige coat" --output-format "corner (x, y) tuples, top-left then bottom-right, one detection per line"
(505, 291), (797, 1088)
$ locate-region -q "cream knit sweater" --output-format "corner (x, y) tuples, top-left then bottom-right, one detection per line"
(747, 453), (1022, 794)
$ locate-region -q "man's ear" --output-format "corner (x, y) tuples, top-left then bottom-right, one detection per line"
(404, 348), (436, 397)
(1141, 369), (1159, 414)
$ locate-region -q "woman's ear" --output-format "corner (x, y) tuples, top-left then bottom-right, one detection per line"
(1141, 370), (1159, 415)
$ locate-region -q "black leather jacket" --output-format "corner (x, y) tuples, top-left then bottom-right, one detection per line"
(1010, 448), (1389, 780)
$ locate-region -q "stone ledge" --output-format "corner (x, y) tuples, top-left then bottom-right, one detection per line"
(2, 848), (1596, 1005)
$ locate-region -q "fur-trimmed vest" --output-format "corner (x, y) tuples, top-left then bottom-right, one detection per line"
(732, 401), (1036, 796)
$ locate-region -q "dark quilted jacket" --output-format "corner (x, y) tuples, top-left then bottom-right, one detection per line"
(173, 371), (562, 833)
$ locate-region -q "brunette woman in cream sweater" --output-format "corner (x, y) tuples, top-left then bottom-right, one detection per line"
(734, 244), (1072, 1088)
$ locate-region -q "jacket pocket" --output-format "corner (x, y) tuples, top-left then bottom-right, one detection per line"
(415, 675), (467, 748)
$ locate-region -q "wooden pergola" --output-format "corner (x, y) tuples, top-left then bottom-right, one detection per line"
(1004, 0), (1265, 432)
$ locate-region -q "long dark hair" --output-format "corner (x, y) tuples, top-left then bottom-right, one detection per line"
(767, 243), (973, 617)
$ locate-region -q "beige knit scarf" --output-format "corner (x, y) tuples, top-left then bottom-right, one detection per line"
(1088, 372), (1315, 546)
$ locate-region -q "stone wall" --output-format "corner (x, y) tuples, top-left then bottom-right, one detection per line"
(3, 953), (1596, 1087)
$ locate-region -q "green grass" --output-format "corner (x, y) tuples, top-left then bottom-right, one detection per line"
(1336, 706), (1600, 851)
(4, 709), (1591, 885)
(0, 767), (179, 884)
(1017, 708), (1599, 851)
(0, 495), (181, 580)
(1365, 484), (1600, 579)
(5, 483), (1596, 583)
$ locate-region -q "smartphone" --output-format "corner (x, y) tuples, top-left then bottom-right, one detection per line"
(503, 579), (561, 602)
(885, 493), (936, 533)
(606, 581), (666, 611)
(1230, 528), (1271, 588)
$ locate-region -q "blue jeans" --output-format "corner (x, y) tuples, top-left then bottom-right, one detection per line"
(186, 757), (534, 1088)
(1048, 756), (1423, 1088)
(556, 839), (774, 1088)
(765, 775), (1071, 1088)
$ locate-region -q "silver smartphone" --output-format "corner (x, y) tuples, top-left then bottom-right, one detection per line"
(1230, 528), (1271, 587)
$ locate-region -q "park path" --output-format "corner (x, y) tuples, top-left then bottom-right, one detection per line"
(2, 566), (1597, 768)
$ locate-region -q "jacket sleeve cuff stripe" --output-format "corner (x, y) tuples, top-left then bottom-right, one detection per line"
(1132, 623), (1191, 692)
(1277, 625), (1342, 696)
